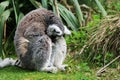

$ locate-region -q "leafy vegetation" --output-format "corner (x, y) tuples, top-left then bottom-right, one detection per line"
(0, 1), (10, 57)
(0, 0), (120, 80)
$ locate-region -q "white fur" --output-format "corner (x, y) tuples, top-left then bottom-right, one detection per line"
(63, 25), (71, 35)
(51, 36), (68, 71)
(39, 38), (58, 73)
(0, 58), (16, 68)
(47, 24), (63, 36)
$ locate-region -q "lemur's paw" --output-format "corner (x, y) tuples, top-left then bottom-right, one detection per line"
(0, 58), (11, 68)
(9, 58), (17, 65)
(59, 64), (68, 71)
(51, 67), (58, 73)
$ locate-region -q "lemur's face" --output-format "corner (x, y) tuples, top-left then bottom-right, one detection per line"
(45, 11), (71, 37)
(47, 24), (71, 37)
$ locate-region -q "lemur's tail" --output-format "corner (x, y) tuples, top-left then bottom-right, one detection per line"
(0, 58), (21, 68)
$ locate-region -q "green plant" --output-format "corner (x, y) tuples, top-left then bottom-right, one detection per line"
(0, 0), (28, 58)
(71, 0), (84, 26)
(95, 0), (107, 17)
(29, 0), (42, 8)
(80, 13), (120, 67)
(41, 0), (48, 9)
(65, 30), (88, 52)
(12, 0), (24, 24)
(0, 1), (11, 57)
(58, 4), (79, 31)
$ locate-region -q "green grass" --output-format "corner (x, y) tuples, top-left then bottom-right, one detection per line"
(0, 66), (96, 80)
(0, 57), (98, 80)
(0, 56), (119, 80)
(0, 66), (119, 80)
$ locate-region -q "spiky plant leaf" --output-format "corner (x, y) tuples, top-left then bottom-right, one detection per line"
(49, 0), (56, 14)
(0, 1), (9, 15)
(95, 0), (107, 17)
(58, 4), (79, 31)
(71, 0), (84, 26)
(12, 0), (18, 24)
(41, 0), (48, 9)
(0, 10), (10, 57)
(17, 12), (24, 24)
(29, 0), (42, 8)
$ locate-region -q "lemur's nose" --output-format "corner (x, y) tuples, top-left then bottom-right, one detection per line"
(53, 29), (60, 34)
(56, 31), (60, 34)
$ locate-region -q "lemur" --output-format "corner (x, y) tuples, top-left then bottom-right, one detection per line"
(0, 8), (71, 73)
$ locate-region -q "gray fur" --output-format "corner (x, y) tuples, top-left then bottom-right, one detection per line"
(50, 36), (68, 71)
(0, 8), (71, 73)
(14, 8), (66, 72)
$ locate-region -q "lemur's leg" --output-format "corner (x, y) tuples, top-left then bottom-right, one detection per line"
(52, 37), (68, 71)
(32, 35), (58, 73)
(40, 58), (58, 73)
(14, 37), (29, 57)
(49, 43), (56, 67)
(13, 37), (29, 68)
(53, 51), (68, 71)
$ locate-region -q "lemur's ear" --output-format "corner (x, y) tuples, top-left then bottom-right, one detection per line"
(63, 25), (71, 35)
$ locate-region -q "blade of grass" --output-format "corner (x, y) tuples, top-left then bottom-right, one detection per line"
(12, 0), (18, 24)
(71, 0), (84, 26)
(95, 0), (107, 17)
(0, 9), (10, 57)
(3, 28), (15, 57)
(0, 1), (9, 15)
(41, 0), (48, 9)
(29, 0), (42, 8)
(17, 12), (24, 24)
(58, 4), (79, 31)
(49, 0), (56, 14)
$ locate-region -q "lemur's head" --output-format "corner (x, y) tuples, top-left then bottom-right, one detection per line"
(45, 11), (71, 37)
(47, 24), (71, 37)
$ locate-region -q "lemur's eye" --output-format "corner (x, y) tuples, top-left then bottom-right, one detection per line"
(53, 29), (56, 32)
(49, 15), (54, 20)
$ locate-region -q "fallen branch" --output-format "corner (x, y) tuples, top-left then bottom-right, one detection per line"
(97, 55), (120, 76)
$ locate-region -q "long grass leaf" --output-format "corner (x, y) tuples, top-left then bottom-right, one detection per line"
(58, 4), (78, 25)
(58, 4), (78, 31)
(95, 0), (107, 17)
(0, 10), (10, 57)
(29, 0), (42, 8)
(0, 1), (9, 15)
(49, 0), (56, 14)
(41, 0), (48, 9)
(12, 0), (18, 24)
(18, 12), (24, 24)
(71, 0), (84, 26)
(4, 28), (15, 56)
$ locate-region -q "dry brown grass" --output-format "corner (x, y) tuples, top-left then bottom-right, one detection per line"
(81, 13), (120, 60)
